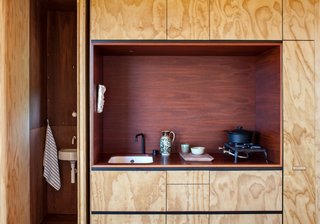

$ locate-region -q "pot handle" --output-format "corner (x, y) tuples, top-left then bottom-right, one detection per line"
(170, 131), (175, 143)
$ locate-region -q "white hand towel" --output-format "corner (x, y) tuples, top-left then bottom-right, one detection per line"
(43, 120), (61, 191)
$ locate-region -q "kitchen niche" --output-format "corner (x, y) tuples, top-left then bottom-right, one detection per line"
(90, 42), (282, 166)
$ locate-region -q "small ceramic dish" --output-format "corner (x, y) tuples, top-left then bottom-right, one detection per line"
(191, 146), (205, 155)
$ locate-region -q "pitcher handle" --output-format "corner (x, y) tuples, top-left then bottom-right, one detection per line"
(170, 131), (175, 143)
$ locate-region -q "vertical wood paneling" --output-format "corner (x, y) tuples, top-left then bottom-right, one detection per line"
(167, 0), (209, 40)
(210, 214), (282, 224)
(167, 215), (209, 224)
(0, 0), (30, 223)
(91, 215), (166, 224)
(283, 0), (315, 40)
(283, 41), (316, 223)
(167, 170), (209, 184)
(210, 171), (282, 211)
(91, 171), (166, 211)
(77, 0), (88, 223)
(316, 0), (320, 222)
(209, 0), (282, 40)
(167, 185), (210, 211)
(90, 0), (166, 40)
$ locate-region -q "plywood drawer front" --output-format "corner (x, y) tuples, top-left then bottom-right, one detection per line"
(167, 215), (209, 224)
(167, 170), (209, 184)
(90, 0), (166, 40)
(210, 214), (282, 224)
(210, 171), (282, 211)
(167, 185), (209, 211)
(91, 171), (166, 211)
(91, 215), (166, 224)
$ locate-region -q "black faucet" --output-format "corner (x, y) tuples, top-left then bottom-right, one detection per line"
(135, 133), (145, 154)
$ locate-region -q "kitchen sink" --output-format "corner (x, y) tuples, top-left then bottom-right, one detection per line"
(108, 155), (153, 164)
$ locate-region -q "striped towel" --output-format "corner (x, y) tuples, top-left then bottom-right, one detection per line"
(43, 121), (61, 191)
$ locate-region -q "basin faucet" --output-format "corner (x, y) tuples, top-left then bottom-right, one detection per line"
(135, 133), (145, 154)
(72, 136), (77, 145)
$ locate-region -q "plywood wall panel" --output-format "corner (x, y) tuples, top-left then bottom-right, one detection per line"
(102, 56), (256, 154)
(210, 171), (282, 211)
(0, 0), (30, 223)
(167, 0), (209, 40)
(90, 0), (166, 40)
(47, 11), (77, 127)
(283, 0), (315, 40)
(283, 41), (316, 224)
(209, 0), (282, 40)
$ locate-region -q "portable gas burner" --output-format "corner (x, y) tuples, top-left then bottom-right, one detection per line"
(220, 142), (268, 163)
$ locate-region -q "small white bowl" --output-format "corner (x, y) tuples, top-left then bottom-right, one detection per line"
(191, 147), (205, 155)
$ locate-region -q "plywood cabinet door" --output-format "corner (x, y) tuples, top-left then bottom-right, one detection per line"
(167, 0), (209, 40)
(91, 215), (166, 224)
(283, 41), (315, 223)
(210, 214), (282, 224)
(90, 0), (166, 40)
(167, 215), (209, 224)
(209, 0), (282, 40)
(91, 171), (166, 211)
(283, 0), (315, 40)
(210, 171), (282, 211)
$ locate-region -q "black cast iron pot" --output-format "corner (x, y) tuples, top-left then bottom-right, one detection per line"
(225, 126), (253, 144)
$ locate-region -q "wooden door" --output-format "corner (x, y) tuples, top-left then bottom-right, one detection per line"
(167, 0), (209, 40)
(209, 0), (282, 40)
(90, 171), (166, 211)
(90, 0), (166, 40)
(91, 215), (165, 224)
(283, 41), (315, 223)
(210, 214), (282, 224)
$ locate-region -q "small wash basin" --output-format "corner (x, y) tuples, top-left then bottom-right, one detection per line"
(58, 148), (77, 161)
(108, 156), (153, 164)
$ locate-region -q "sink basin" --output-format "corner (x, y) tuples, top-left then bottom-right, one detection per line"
(108, 155), (153, 164)
(58, 148), (77, 161)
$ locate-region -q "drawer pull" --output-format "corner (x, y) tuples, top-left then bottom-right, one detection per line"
(293, 166), (306, 171)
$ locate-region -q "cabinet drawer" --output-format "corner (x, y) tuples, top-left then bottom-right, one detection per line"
(91, 171), (166, 211)
(210, 171), (282, 211)
(167, 170), (209, 184)
(210, 214), (282, 224)
(167, 185), (209, 211)
(167, 215), (209, 224)
(91, 214), (166, 224)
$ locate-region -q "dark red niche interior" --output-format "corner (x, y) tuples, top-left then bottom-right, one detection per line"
(91, 42), (282, 166)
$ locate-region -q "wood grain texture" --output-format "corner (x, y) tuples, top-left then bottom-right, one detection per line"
(91, 215), (165, 224)
(102, 55), (256, 154)
(47, 11), (77, 126)
(210, 171), (282, 211)
(167, 170), (209, 184)
(283, 41), (315, 174)
(0, 0), (30, 223)
(209, 0), (282, 40)
(283, 0), (315, 40)
(255, 47), (281, 164)
(91, 171), (166, 211)
(167, 215), (209, 224)
(167, 0), (209, 40)
(283, 41), (316, 224)
(284, 172), (315, 224)
(167, 185), (209, 211)
(90, 0), (166, 40)
(77, 0), (88, 223)
(210, 214), (282, 224)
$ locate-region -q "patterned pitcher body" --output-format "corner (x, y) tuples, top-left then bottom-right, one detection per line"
(160, 130), (175, 156)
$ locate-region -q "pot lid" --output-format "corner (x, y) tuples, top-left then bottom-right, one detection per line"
(227, 126), (252, 134)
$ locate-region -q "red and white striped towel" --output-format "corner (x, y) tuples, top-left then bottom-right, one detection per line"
(43, 121), (61, 191)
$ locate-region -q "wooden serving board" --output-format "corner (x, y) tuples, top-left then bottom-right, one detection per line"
(179, 153), (214, 162)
